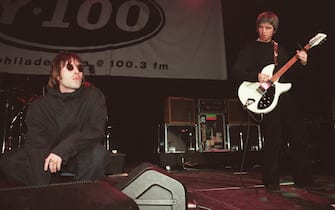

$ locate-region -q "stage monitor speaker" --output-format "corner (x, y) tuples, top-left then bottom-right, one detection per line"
(226, 98), (249, 123)
(0, 180), (138, 210)
(164, 96), (195, 124)
(115, 162), (187, 210)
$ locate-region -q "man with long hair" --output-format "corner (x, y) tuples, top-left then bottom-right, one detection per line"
(0, 52), (109, 186)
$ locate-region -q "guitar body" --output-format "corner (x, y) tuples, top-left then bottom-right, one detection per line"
(238, 64), (292, 114)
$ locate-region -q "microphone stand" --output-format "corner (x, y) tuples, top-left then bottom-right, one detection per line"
(1, 90), (9, 154)
(10, 105), (27, 149)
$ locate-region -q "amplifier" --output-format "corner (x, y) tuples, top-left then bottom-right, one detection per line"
(226, 98), (249, 123)
(164, 96), (195, 124)
(226, 124), (263, 151)
(198, 98), (226, 113)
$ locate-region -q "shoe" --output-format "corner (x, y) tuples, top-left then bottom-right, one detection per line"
(265, 184), (281, 192)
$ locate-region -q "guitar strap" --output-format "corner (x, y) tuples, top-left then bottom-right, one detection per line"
(272, 40), (278, 66)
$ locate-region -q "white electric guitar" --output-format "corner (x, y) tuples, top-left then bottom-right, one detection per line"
(238, 33), (327, 114)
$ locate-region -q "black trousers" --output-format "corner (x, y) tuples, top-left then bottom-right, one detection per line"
(0, 143), (109, 186)
(261, 93), (312, 186)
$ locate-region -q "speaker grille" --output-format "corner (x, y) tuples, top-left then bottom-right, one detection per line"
(226, 98), (248, 123)
(164, 97), (195, 124)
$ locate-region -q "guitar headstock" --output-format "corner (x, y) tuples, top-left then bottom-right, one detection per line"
(308, 33), (327, 49)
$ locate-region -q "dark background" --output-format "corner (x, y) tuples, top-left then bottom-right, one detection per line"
(1, 0), (334, 166)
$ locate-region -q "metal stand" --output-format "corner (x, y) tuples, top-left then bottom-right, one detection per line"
(1, 90), (9, 154)
(162, 123), (198, 153)
(105, 125), (112, 151)
(9, 105), (27, 149)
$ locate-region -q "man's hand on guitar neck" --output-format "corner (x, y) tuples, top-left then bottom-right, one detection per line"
(296, 50), (308, 66)
(257, 49), (308, 83)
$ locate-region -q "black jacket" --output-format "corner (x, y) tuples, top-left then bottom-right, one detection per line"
(1, 86), (108, 185)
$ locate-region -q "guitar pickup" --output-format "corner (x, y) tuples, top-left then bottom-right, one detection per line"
(257, 81), (272, 95)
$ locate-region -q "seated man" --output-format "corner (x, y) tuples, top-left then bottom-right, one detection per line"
(0, 52), (110, 186)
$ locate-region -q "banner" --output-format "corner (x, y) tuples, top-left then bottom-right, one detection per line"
(0, 0), (227, 80)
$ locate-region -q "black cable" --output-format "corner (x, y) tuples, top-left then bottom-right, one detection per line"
(237, 113), (251, 188)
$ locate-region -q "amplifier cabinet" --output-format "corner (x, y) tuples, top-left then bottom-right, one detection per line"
(226, 123), (263, 151)
(164, 97), (195, 125)
(198, 98), (226, 113)
(198, 113), (227, 152)
(160, 123), (199, 153)
(197, 98), (227, 152)
(226, 98), (249, 124)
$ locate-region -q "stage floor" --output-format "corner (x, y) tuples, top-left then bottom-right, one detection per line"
(1, 160), (335, 210)
(169, 167), (335, 210)
(107, 161), (335, 210)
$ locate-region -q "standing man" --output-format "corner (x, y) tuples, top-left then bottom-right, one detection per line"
(0, 52), (109, 186)
(232, 11), (312, 192)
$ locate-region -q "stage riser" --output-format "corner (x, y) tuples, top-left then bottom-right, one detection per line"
(159, 151), (263, 170)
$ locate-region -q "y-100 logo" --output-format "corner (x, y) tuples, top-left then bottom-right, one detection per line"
(0, 0), (165, 52)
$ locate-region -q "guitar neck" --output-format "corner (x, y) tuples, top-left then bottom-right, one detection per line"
(270, 56), (298, 82)
(270, 44), (311, 82)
